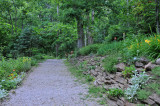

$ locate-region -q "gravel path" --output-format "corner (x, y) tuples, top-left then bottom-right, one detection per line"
(2, 59), (101, 106)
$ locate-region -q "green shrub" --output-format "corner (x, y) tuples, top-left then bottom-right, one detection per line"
(152, 67), (160, 76)
(126, 34), (160, 59)
(147, 83), (160, 95)
(103, 53), (119, 73)
(137, 90), (151, 100)
(0, 86), (8, 99)
(33, 54), (45, 60)
(0, 79), (17, 91)
(78, 44), (101, 56)
(31, 58), (38, 66)
(122, 65), (136, 78)
(89, 86), (106, 96)
(97, 41), (123, 56)
(107, 88), (124, 97)
(85, 75), (95, 82)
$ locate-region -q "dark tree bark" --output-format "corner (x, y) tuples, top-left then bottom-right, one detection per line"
(155, 0), (159, 34)
(77, 19), (85, 48)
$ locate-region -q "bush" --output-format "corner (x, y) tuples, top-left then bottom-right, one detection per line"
(152, 67), (160, 76)
(107, 88), (124, 97)
(78, 44), (101, 56)
(126, 34), (160, 59)
(33, 54), (45, 60)
(137, 90), (151, 100)
(122, 65), (136, 78)
(103, 53), (119, 73)
(97, 41), (123, 56)
(125, 71), (151, 101)
(0, 86), (7, 99)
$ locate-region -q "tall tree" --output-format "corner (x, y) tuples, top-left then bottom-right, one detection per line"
(155, 0), (159, 34)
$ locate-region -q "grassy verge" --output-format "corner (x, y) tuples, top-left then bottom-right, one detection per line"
(65, 60), (108, 105)
(0, 54), (55, 99)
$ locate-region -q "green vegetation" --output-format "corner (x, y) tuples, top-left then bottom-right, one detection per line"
(103, 53), (119, 73)
(137, 90), (151, 100)
(0, 57), (31, 98)
(107, 88), (124, 98)
(0, 0), (160, 104)
(78, 44), (101, 56)
(88, 86), (106, 98)
(152, 67), (160, 76)
(122, 65), (136, 78)
(147, 83), (160, 95)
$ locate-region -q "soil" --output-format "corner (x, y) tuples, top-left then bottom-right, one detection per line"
(1, 59), (101, 106)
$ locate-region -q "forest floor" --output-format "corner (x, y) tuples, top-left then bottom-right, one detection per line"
(1, 59), (101, 106)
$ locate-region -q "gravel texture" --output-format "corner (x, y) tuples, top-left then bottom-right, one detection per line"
(1, 59), (101, 106)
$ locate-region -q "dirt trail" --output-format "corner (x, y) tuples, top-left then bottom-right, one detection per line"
(2, 59), (101, 106)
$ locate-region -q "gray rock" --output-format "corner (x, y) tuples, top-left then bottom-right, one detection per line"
(114, 63), (125, 72)
(98, 72), (103, 76)
(156, 58), (160, 65)
(110, 74), (115, 79)
(136, 68), (144, 72)
(115, 77), (127, 85)
(90, 70), (98, 77)
(104, 80), (114, 85)
(135, 61), (144, 68)
(106, 98), (118, 106)
(93, 80), (99, 86)
(145, 62), (159, 71)
(139, 57), (150, 64)
(105, 76), (111, 80)
(142, 98), (156, 105)
(116, 72), (123, 77)
(124, 101), (136, 106)
(118, 84), (124, 89)
(96, 80), (104, 85)
(117, 100), (124, 106)
(149, 94), (160, 105)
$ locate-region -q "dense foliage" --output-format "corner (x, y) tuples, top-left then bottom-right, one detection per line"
(0, 0), (159, 58)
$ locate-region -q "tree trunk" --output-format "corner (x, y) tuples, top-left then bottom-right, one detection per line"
(156, 0), (159, 34)
(56, 3), (59, 57)
(8, 12), (14, 34)
(92, 10), (94, 22)
(12, 0), (17, 33)
(77, 19), (84, 48)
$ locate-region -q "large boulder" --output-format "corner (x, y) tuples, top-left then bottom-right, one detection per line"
(114, 63), (125, 72)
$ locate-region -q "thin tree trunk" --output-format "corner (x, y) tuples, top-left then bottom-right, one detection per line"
(56, 3), (59, 57)
(156, 0), (159, 34)
(12, 0), (17, 33)
(77, 19), (84, 48)
(92, 10), (94, 22)
(85, 28), (87, 46)
(8, 12), (14, 34)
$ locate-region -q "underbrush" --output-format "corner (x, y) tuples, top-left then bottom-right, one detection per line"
(0, 54), (53, 99)
(65, 60), (107, 105)
(78, 44), (101, 56)
(0, 57), (32, 99)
